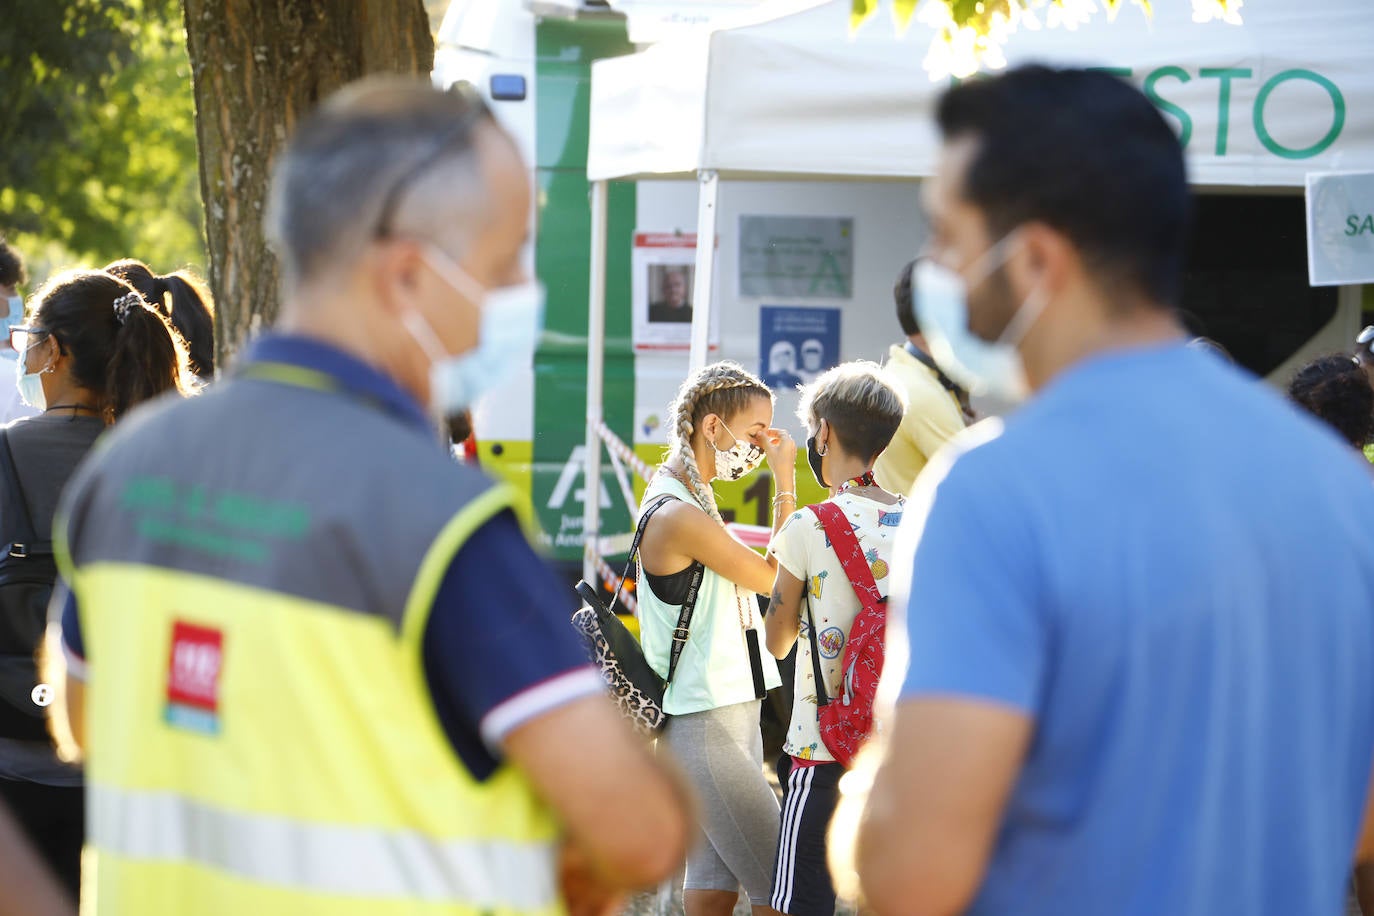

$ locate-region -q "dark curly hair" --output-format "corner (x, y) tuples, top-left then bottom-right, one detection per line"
(0, 237), (25, 289)
(1288, 354), (1374, 449)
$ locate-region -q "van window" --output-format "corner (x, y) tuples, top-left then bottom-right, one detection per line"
(1180, 195), (1337, 377)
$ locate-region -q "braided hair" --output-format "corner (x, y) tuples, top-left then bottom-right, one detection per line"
(666, 361), (773, 523)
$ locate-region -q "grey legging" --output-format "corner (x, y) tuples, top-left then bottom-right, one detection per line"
(661, 700), (781, 905)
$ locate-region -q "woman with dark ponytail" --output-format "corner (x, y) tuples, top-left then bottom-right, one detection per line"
(0, 269), (194, 900)
(105, 259), (216, 380)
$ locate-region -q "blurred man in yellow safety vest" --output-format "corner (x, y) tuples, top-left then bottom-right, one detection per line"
(49, 77), (690, 915)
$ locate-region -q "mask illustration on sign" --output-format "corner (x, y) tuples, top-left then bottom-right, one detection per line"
(15, 341), (46, 410)
(913, 241), (1048, 403)
(713, 419), (764, 481)
(402, 246), (545, 417)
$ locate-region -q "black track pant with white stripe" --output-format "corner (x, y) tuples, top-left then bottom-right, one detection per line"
(770, 759), (844, 916)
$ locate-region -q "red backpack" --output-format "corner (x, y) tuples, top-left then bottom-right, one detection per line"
(805, 501), (888, 768)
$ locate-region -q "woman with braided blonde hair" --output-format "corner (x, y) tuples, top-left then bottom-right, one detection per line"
(637, 361), (796, 916)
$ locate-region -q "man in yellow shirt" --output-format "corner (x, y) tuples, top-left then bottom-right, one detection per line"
(872, 259), (971, 495)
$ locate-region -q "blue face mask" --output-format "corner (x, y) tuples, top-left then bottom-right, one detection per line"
(913, 238), (1048, 404)
(402, 246), (545, 418)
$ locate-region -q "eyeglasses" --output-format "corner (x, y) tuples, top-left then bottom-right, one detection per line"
(8, 325), (48, 354)
(372, 82), (492, 239)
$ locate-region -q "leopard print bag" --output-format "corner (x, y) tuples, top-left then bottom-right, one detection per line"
(572, 590), (667, 736)
(571, 494), (700, 737)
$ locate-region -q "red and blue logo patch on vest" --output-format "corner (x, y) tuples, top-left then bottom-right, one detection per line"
(165, 620), (224, 735)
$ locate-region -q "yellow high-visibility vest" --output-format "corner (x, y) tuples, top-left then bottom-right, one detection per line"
(58, 358), (564, 915)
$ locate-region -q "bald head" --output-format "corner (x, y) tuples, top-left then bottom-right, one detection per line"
(267, 77), (514, 294)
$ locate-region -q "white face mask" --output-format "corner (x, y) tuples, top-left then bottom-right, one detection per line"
(913, 237), (1049, 403)
(712, 419), (764, 482)
(401, 246), (545, 419)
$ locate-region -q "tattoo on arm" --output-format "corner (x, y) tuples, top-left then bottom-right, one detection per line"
(767, 583), (784, 616)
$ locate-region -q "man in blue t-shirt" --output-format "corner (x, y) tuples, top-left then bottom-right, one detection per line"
(849, 66), (1374, 916)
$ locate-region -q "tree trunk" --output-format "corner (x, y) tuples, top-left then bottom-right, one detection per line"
(181, 0), (434, 365)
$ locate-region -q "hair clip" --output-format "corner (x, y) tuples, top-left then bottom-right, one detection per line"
(113, 292), (141, 325)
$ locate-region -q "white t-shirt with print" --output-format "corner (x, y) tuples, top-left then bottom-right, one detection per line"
(770, 491), (905, 762)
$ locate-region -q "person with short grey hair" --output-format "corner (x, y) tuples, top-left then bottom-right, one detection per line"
(51, 76), (690, 913)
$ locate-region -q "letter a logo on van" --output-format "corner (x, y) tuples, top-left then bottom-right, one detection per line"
(547, 445), (612, 510)
(165, 620), (224, 735)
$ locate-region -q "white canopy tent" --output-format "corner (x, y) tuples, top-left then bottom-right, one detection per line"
(579, 0), (1374, 580)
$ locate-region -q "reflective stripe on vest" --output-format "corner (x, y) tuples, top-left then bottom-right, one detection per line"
(91, 783), (559, 909)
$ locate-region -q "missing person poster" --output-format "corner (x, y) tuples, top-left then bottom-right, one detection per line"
(631, 232), (720, 350)
(759, 306), (841, 391)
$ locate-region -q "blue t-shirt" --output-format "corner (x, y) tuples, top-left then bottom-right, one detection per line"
(897, 343), (1374, 916)
(62, 335), (597, 782)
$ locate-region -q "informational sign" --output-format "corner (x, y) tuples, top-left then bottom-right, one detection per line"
(759, 306), (841, 391)
(739, 216), (853, 299)
(631, 232), (720, 350)
(1306, 171), (1374, 286)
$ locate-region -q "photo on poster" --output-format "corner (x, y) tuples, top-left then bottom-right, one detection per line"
(759, 306), (841, 391)
(647, 264), (694, 324)
(631, 233), (720, 350)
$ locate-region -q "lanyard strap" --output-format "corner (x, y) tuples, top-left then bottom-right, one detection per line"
(238, 360), (431, 435)
(805, 593), (830, 708)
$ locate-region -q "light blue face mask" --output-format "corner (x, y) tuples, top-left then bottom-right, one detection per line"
(402, 246), (545, 418)
(1, 296), (22, 363)
(913, 237), (1048, 403)
(15, 339), (47, 410)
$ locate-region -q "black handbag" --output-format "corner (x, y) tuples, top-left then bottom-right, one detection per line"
(0, 429), (58, 740)
(572, 494), (701, 736)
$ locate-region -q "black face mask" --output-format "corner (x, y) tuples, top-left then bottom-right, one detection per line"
(806, 434), (827, 489)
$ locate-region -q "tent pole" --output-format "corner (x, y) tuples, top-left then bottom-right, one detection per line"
(688, 169), (719, 373)
(584, 179), (609, 586)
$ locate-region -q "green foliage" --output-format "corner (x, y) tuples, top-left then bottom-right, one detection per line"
(852, 0), (1240, 78)
(0, 0), (204, 288)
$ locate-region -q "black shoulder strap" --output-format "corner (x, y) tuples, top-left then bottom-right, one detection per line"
(623, 490), (703, 688)
(606, 493), (678, 615)
(0, 429), (39, 546)
(804, 592), (830, 708)
(665, 561), (704, 686)
(905, 341), (964, 398)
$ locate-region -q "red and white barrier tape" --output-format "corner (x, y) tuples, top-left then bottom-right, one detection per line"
(594, 420), (655, 483)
